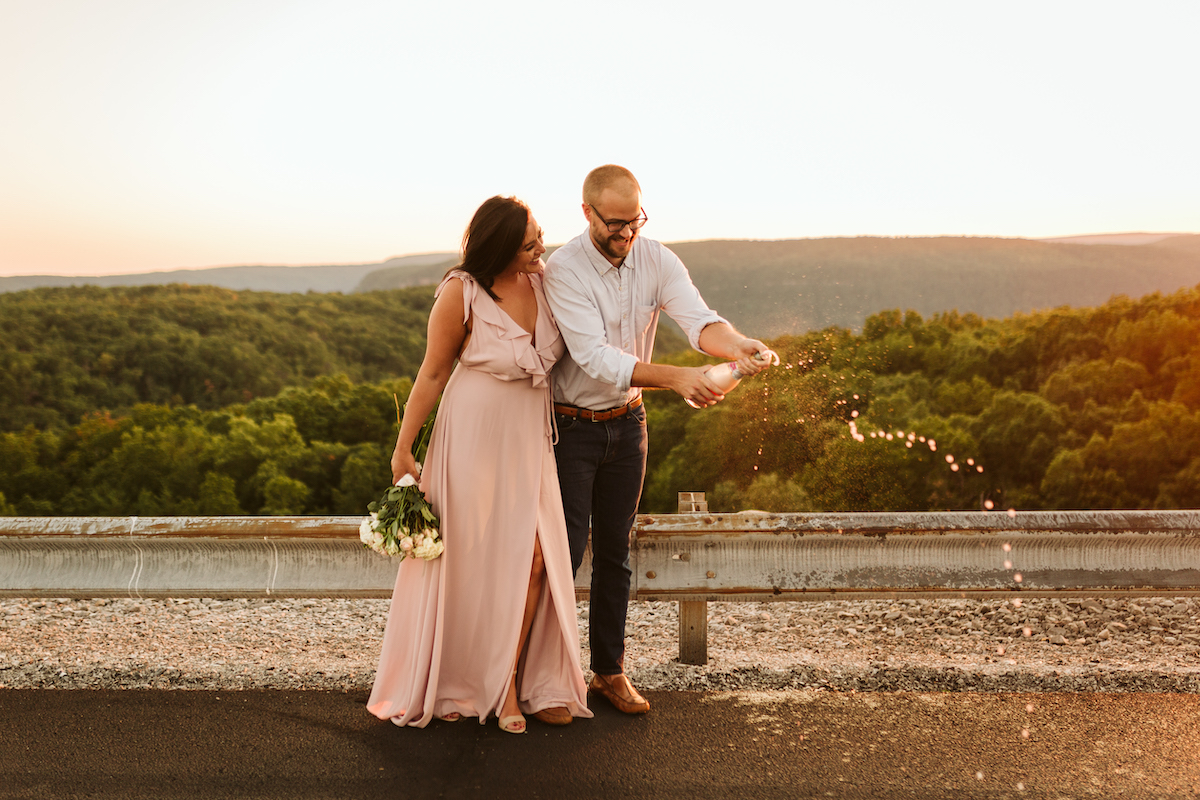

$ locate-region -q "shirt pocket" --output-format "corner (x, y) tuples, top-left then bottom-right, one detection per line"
(634, 304), (659, 354)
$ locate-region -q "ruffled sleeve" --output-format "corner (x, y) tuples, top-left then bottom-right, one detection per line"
(435, 269), (474, 323)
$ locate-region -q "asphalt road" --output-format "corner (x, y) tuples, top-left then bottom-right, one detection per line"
(2, 689), (1198, 799)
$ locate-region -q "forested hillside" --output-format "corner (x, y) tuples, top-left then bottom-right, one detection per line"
(0, 284), (434, 431)
(642, 285), (1200, 513)
(6, 282), (1200, 517)
(0, 376), (407, 516)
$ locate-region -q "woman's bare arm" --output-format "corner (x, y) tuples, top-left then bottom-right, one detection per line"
(390, 278), (468, 483)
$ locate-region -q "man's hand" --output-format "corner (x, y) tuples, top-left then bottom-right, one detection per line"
(732, 338), (772, 378)
(671, 365), (726, 408)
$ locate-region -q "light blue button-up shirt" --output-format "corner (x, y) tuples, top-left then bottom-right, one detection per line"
(542, 230), (727, 410)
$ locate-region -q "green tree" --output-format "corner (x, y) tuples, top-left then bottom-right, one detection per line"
(971, 391), (1064, 503)
(197, 473), (244, 515)
(710, 473), (812, 512)
(332, 443), (393, 515)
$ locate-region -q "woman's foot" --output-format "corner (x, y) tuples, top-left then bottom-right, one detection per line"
(498, 714), (526, 734)
(498, 671), (525, 734)
(437, 712), (461, 722)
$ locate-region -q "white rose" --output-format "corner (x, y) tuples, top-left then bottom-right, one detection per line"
(399, 536), (413, 551)
(415, 538), (444, 560)
(359, 518), (373, 544)
(384, 538), (401, 557)
(396, 474), (417, 487)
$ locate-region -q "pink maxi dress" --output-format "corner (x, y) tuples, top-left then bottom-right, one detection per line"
(367, 270), (592, 727)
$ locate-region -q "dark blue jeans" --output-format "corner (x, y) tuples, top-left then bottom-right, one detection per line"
(553, 403), (647, 676)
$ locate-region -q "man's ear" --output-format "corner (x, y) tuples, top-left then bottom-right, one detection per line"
(581, 202), (591, 221)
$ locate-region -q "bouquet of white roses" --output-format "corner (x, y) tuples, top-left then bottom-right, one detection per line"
(360, 402), (442, 561)
(360, 472), (442, 560)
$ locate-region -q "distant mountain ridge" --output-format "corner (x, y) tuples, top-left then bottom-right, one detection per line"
(664, 233), (1200, 336)
(0, 252), (456, 295)
(359, 233), (1200, 337)
(353, 255), (460, 292)
(1036, 232), (1191, 246)
(6, 234), (1199, 337)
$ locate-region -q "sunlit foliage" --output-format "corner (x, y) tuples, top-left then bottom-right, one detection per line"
(643, 285), (1200, 513)
(8, 283), (1200, 515)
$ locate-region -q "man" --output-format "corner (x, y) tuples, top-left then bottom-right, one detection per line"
(543, 165), (772, 714)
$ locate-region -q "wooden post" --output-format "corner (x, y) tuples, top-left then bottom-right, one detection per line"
(677, 492), (708, 665)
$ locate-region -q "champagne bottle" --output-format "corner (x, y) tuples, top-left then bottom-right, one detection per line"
(686, 349), (780, 408)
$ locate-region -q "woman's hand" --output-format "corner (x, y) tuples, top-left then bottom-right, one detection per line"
(391, 448), (421, 487)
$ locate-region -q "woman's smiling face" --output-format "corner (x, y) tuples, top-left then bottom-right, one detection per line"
(508, 215), (546, 274)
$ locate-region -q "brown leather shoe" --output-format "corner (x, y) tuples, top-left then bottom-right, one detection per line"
(588, 673), (650, 714)
(532, 706), (573, 726)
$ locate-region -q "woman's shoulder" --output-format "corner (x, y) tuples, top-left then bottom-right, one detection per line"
(435, 268), (473, 298)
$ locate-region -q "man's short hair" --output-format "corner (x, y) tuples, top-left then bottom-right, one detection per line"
(583, 165), (641, 205)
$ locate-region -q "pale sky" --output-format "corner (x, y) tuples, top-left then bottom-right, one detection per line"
(1, 1), (1196, 277)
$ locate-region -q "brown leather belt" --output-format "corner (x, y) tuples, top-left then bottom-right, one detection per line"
(553, 395), (643, 422)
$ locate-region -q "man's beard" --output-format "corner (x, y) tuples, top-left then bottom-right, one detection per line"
(596, 230), (633, 263)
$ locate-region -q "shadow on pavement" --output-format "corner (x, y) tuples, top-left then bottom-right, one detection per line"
(2, 689), (1198, 799)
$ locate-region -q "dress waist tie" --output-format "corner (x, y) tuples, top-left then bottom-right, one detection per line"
(544, 388), (559, 446)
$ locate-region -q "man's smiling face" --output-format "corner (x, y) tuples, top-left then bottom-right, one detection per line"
(587, 187), (643, 265)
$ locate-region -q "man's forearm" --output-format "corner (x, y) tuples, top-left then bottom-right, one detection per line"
(697, 322), (751, 359)
(630, 361), (684, 392)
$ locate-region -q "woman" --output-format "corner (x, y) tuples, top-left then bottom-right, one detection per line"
(367, 196), (592, 732)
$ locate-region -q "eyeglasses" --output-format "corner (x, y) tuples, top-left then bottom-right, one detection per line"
(589, 204), (649, 233)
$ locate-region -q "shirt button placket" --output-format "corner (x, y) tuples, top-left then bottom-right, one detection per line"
(619, 271), (628, 345)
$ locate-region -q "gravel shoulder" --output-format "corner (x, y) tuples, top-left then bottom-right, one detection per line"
(3, 596), (1198, 693)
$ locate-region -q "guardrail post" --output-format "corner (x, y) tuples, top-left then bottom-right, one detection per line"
(677, 492), (708, 665)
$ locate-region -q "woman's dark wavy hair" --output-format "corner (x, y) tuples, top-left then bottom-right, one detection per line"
(448, 196), (530, 300)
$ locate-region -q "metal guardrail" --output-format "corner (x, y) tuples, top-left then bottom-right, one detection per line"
(3, 509), (1199, 664)
(635, 507), (1200, 663)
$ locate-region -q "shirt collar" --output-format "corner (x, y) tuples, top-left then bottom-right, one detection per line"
(582, 229), (636, 276)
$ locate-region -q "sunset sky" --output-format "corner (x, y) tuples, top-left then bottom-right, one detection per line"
(1, 1), (1196, 277)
